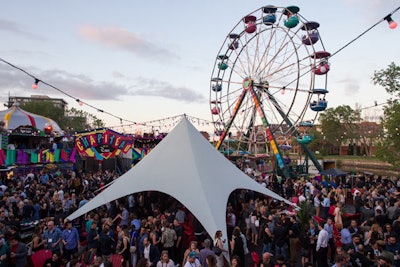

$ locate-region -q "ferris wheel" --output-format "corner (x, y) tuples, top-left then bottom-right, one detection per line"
(210, 5), (330, 178)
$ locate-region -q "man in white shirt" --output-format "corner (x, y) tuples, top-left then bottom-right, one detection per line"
(316, 221), (329, 267)
(184, 251), (202, 267)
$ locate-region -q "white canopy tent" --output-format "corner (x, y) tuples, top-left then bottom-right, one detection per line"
(67, 117), (294, 259)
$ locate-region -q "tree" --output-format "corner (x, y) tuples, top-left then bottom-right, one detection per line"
(63, 108), (105, 132)
(21, 101), (65, 127)
(372, 62), (400, 167)
(318, 105), (362, 155)
(20, 101), (105, 132)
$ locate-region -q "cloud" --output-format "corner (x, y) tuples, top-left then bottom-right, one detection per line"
(0, 19), (46, 41)
(78, 25), (180, 61)
(0, 64), (205, 104)
(131, 77), (206, 103)
(334, 77), (360, 96)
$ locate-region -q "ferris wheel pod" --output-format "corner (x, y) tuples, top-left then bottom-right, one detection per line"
(244, 15), (257, 33)
(298, 121), (314, 127)
(312, 51), (331, 59)
(301, 21), (320, 31)
(283, 6), (300, 28)
(218, 62), (228, 70)
(284, 16), (300, 28)
(228, 33), (240, 50)
(296, 134), (314, 144)
(263, 14), (276, 25)
(217, 55), (229, 70)
(314, 63), (330, 75)
(262, 6), (277, 25)
(310, 100), (328, 111)
(302, 31), (319, 45)
(312, 88), (329, 94)
(211, 107), (220, 115)
(211, 77), (222, 92)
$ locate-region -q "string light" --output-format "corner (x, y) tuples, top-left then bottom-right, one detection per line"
(385, 15), (398, 29)
(32, 78), (40, 89)
(76, 99), (84, 106)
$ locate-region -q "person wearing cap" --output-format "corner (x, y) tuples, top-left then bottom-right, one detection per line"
(184, 251), (202, 267)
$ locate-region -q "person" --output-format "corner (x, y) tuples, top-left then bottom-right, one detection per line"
(213, 231), (227, 267)
(385, 234), (400, 266)
(182, 241), (200, 267)
(43, 251), (63, 267)
(160, 219), (177, 261)
(43, 220), (62, 255)
(156, 250), (175, 267)
(230, 255), (240, 267)
(288, 215), (300, 266)
(85, 220), (99, 264)
(117, 229), (130, 267)
(199, 239), (215, 267)
(0, 238), (7, 267)
(205, 254), (217, 267)
(273, 219), (288, 260)
(184, 251), (202, 267)
(143, 236), (160, 267)
(173, 218), (183, 264)
(31, 225), (45, 252)
(331, 254), (346, 267)
(99, 226), (115, 264)
(137, 257), (150, 267)
(333, 202), (343, 226)
(62, 220), (80, 261)
(261, 216), (273, 254)
(316, 221), (329, 267)
(323, 217), (335, 264)
(260, 252), (273, 267)
(230, 227), (245, 267)
(7, 233), (28, 267)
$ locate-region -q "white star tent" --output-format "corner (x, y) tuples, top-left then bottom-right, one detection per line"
(67, 117), (294, 257)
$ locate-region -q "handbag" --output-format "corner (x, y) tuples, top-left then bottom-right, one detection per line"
(212, 245), (222, 256)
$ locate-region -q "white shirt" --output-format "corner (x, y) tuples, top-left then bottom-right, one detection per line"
(144, 245), (150, 265)
(184, 258), (201, 267)
(316, 229), (329, 251)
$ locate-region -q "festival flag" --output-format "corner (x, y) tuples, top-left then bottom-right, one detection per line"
(69, 147), (77, 163)
(60, 149), (69, 162)
(0, 150), (5, 166)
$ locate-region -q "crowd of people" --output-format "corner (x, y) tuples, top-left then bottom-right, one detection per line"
(0, 165), (399, 267)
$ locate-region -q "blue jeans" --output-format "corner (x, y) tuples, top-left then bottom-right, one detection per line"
(262, 243), (272, 254)
(275, 243), (288, 260)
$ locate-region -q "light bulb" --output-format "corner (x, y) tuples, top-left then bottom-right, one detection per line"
(385, 15), (398, 30)
(389, 20), (398, 29)
(32, 79), (40, 89)
(281, 89), (285, 95)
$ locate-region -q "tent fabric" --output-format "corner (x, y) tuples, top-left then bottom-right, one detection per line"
(0, 102), (63, 134)
(319, 168), (348, 177)
(67, 117), (294, 258)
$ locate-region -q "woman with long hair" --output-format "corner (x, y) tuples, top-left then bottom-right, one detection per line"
(214, 231), (228, 267)
(156, 250), (175, 267)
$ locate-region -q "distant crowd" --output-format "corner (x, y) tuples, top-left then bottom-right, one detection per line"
(0, 165), (399, 267)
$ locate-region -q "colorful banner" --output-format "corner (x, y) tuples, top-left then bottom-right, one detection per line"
(1, 148), (76, 166)
(75, 129), (133, 161)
